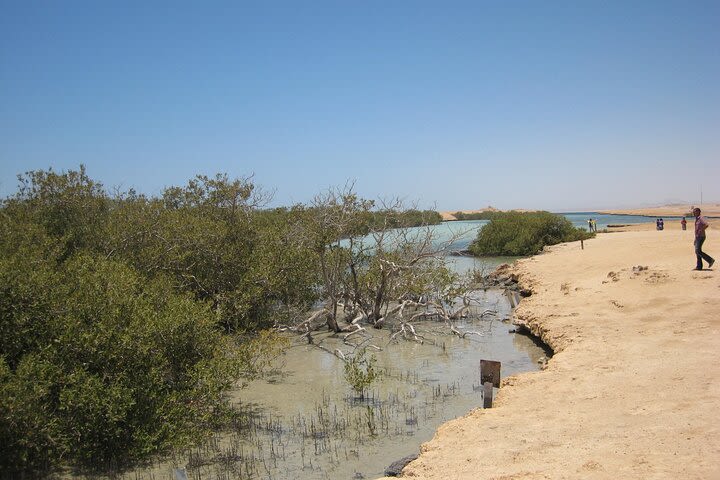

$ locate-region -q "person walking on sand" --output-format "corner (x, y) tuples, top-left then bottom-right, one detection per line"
(681, 217), (687, 231)
(693, 208), (715, 270)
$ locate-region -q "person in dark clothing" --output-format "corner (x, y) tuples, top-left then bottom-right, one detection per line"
(693, 208), (715, 271)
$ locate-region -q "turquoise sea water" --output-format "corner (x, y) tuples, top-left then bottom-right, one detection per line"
(434, 212), (663, 252)
(347, 213), (666, 276)
(560, 212), (682, 230)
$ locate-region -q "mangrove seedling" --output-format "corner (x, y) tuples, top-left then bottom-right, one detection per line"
(344, 349), (378, 399)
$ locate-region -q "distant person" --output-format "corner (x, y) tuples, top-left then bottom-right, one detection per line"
(587, 218), (593, 232)
(693, 208), (715, 270)
(656, 218), (664, 231)
(681, 217), (687, 231)
(591, 219), (597, 232)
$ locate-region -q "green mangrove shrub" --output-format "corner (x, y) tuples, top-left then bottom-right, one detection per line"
(469, 211), (592, 256)
(344, 350), (378, 399)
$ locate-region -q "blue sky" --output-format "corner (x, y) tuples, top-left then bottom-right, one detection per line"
(1, 1), (718, 211)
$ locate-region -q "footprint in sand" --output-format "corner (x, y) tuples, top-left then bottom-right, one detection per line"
(645, 272), (671, 284)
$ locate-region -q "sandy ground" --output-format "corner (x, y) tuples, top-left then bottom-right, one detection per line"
(599, 204), (720, 217)
(381, 221), (720, 479)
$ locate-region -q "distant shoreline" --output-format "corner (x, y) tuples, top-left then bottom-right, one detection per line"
(597, 204), (720, 217)
(439, 204), (720, 221)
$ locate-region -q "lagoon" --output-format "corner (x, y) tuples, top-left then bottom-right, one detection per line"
(125, 222), (547, 480)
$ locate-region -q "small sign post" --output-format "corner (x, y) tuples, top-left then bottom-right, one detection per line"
(480, 360), (501, 388)
(480, 360), (501, 409)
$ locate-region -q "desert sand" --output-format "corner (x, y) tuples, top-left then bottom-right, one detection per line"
(599, 204), (720, 218)
(381, 221), (720, 479)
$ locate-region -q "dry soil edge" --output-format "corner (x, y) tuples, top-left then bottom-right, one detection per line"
(378, 226), (720, 480)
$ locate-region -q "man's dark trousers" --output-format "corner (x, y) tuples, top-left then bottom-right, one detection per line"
(695, 236), (714, 269)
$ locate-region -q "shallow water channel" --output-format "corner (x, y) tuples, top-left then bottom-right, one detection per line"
(126, 253), (547, 480)
(123, 220), (547, 480)
(230, 298), (545, 480)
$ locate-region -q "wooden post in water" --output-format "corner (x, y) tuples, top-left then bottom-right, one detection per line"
(480, 360), (501, 408)
(483, 382), (494, 408)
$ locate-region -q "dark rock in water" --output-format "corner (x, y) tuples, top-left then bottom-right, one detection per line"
(384, 454), (419, 477)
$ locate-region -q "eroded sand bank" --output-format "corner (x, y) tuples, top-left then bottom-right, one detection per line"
(382, 223), (720, 479)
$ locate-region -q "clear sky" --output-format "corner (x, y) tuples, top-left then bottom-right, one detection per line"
(1, 1), (718, 211)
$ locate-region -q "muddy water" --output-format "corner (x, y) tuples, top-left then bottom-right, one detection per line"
(235, 304), (545, 480)
(126, 274), (546, 480)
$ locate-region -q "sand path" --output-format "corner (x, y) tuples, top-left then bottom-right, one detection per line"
(382, 224), (720, 479)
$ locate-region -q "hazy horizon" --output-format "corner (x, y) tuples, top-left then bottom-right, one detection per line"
(2, 1), (718, 212)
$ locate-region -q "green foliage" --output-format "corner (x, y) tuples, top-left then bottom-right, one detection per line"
(369, 209), (442, 228)
(0, 167), (298, 474)
(0, 166), (449, 474)
(343, 350), (378, 398)
(99, 175), (318, 332)
(469, 211), (593, 256)
(0, 250), (241, 472)
(452, 211), (500, 221)
(4, 166), (109, 260)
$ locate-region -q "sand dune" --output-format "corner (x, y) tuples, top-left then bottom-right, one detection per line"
(381, 222), (720, 479)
